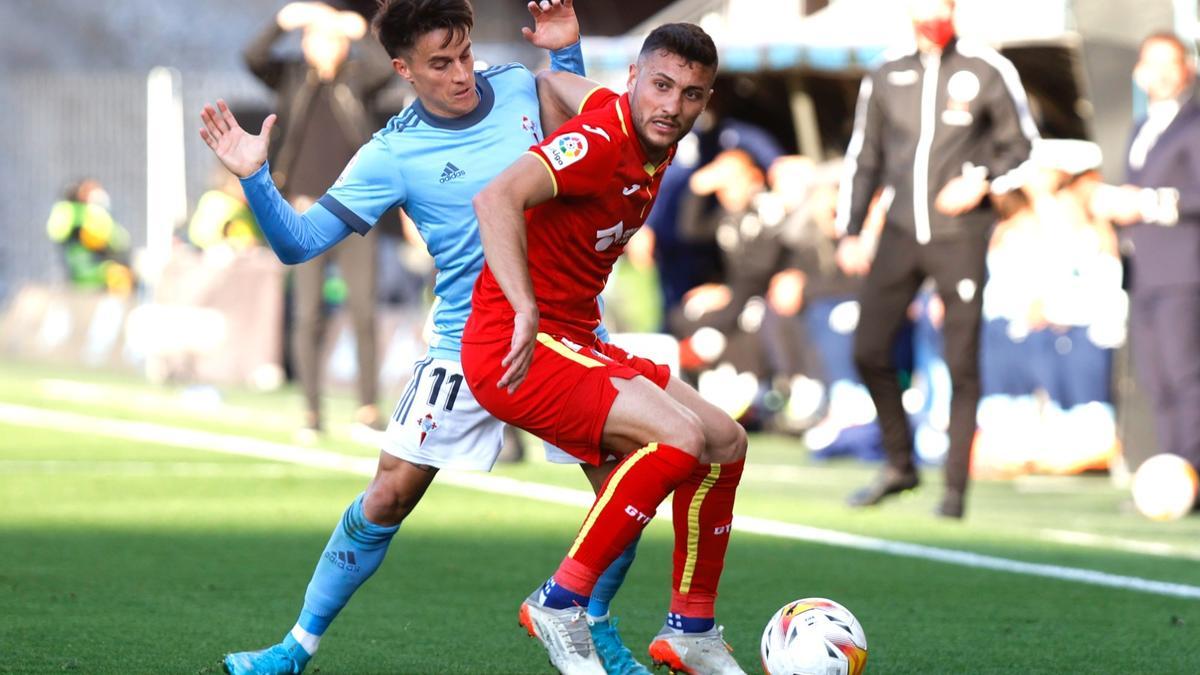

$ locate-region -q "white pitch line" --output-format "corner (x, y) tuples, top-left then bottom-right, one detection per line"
(1039, 528), (1200, 562)
(3, 402), (1199, 601)
(0, 459), (327, 478)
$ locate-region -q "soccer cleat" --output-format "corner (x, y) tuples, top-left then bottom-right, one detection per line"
(648, 625), (745, 675)
(519, 591), (607, 674)
(590, 617), (652, 675)
(846, 467), (919, 507)
(222, 635), (311, 675)
(935, 489), (965, 519)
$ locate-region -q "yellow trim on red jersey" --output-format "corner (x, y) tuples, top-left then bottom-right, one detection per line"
(614, 100), (630, 137)
(569, 443), (658, 558)
(537, 332), (602, 368)
(577, 86), (605, 115)
(526, 151), (559, 198)
(677, 463), (721, 593)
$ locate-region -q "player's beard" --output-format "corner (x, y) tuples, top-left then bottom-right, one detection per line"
(635, 114), (683, 156)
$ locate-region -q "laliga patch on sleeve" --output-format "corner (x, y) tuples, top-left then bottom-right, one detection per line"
(541, 132), (589, 171)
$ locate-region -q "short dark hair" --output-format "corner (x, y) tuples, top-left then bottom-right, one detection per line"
(371, 0), (474, 58)
(638, 23), (718, 70)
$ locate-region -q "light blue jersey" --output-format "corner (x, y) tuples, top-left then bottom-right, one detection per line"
(239, 45), (591, 360)
(320, 64), (550, 358)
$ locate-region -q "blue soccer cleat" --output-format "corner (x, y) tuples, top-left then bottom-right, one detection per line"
(222, 633), (312, 675)
(590, 617), (652, 675)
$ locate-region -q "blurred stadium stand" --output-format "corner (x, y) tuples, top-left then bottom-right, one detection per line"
(0, 0), (1194, 468)
(0, 0), (678, 300)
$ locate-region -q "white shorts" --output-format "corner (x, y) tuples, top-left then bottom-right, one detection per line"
(383, 356), (584, 470)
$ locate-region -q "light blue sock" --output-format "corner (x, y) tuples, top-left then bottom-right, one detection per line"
(587, 535), (640, 619)
(288, 493), (399, 654)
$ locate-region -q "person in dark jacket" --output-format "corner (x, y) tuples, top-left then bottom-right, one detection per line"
(244, 1), (394, 439)
(834, 0), (1036, 518)
(1092, 32), (1200, 478)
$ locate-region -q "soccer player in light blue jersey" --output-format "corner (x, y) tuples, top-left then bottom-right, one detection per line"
(199, 2), (646, 673)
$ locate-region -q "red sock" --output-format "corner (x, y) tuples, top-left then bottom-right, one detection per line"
(554, 443), (698, 596)
(669, 458), (744, 618)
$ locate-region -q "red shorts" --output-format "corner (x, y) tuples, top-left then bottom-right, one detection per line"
(462, 332), (671, 465)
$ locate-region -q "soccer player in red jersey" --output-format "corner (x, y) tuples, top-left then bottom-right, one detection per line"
(461, 23), (748, 675)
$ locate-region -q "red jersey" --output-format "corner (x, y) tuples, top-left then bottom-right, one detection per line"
(466, 88), (673, 346)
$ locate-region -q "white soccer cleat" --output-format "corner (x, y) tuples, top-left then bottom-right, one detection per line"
(648, 625), (746, 675)
(518, 592), (607, 675)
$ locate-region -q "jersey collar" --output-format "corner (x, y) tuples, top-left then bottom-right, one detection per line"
(412, 74), (496, 131)
(616, 93), (674, 178)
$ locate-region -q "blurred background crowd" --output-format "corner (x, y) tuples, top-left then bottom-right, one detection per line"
(3, 0), (1198, 510)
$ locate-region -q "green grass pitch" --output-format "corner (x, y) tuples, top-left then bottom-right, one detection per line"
(0, 360), (1198, 673)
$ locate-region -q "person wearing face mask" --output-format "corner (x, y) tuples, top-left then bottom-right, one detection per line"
(243, 1), (396, 440)
(833, 0), (1037, 518)
(1092, 32), (1200, 483)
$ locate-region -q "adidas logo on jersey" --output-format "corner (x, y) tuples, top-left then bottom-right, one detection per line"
(439, 162), (466, 183)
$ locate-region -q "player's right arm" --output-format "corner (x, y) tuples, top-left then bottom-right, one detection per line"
(835, 73), (885, 239)
(834, 72), (886, 275)
(472, 154), (557, 393)
(199, 99), (403, 264)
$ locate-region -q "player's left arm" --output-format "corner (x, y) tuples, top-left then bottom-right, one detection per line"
(472, 154), (558, 393)
(536, 71), (603, 134)
(938, 59), (1038, 216)
(523, 1), (579, 55)
(981, 58), (1038, 182)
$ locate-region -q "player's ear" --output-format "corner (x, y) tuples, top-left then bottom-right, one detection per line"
(392, 57), (413, 83)
(626, 63), (638, 93)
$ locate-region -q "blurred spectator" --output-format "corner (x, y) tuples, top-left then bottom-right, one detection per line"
(45, 178), (133, 295)
(767, 158), (884, 458)
(978, 141), (1123, 475)
(187, 167), (263, 252)
(245, 1), (393, 439)
(834, 0), (1036, 518)
(602, 226), (663, 334)
(374, 208), (434, 307)
(1092, 32), (1200, 476)
(669, 149), (787, 419)
(646, 114), (784, 327)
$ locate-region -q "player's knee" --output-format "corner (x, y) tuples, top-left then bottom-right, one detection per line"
(729, 422), (748, 461)
(664, 411), (707, 457)
(702, 416), (747, 465)
(363, 475), (423, 525)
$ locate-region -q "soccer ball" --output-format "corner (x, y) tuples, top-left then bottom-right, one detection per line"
(761, 598), (868, 675)
(1131, 454), (1198, 522)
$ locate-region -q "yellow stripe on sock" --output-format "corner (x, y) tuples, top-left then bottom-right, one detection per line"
(536, 333), (604, 368)
(568, 443), (657, 558)
(678, 463), (721, 593)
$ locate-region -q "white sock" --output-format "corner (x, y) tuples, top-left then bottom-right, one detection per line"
(290, 624), (321, 656)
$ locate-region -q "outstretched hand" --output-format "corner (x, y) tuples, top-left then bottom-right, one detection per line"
(522, 0), (579, 51)
(498, 311), (538, 394)
(199, 99), (276, 179)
